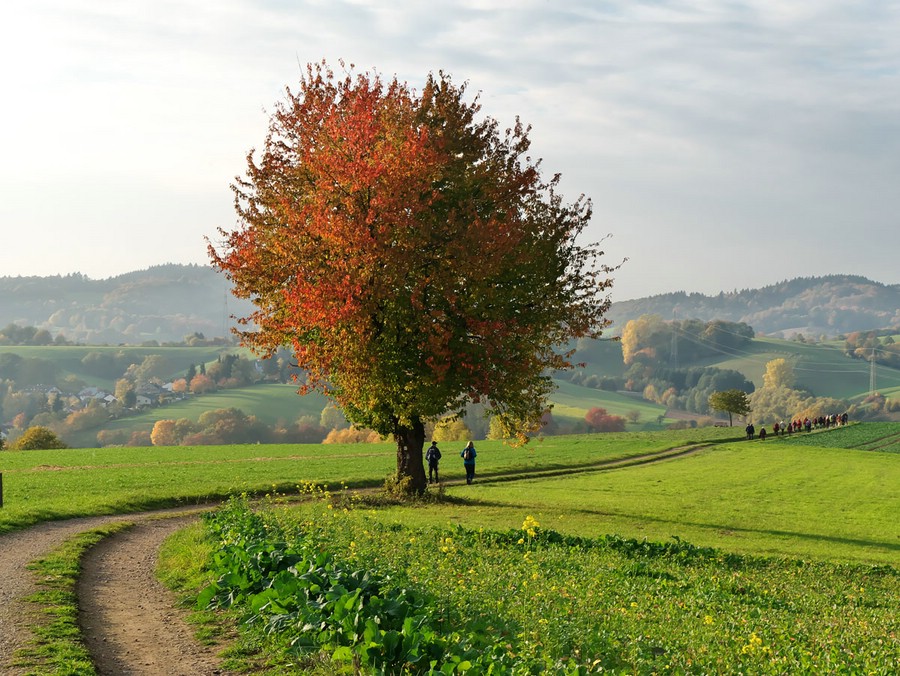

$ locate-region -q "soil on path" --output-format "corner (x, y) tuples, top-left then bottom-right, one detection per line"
(77, 516), (232, 675)
(1, 514), (140, 674)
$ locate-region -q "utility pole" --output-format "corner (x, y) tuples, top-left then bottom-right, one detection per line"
(670, 308), (678, 368)
(223, 289), (228, 342)
(870, 347), (877, 395)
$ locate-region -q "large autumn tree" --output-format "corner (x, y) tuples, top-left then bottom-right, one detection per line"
(210, 61), (616, 492)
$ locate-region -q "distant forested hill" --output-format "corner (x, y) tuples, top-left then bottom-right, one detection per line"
(0, 267), (897, 345)
(606, 275), (900, 338)
(0, 264), (254, 344)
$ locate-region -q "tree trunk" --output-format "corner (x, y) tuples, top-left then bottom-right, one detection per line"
(394, 418), (427, 494)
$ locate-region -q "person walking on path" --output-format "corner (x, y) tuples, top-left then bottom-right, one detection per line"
(460, 441), (477, 484)
(425, 441), (442, 484)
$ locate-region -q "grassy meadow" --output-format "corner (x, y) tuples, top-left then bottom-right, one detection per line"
(63, 383), (331, 447)
(1, 425), (896, 564)
(0, 428), (736, 535)
(0, 344), (232, 392)
(188, 495), (898, 673)
(546, 380), (666, 429)
(4, 425), (899, 673)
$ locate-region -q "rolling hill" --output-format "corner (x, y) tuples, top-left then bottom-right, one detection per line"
(2, 267), (898, 345)
(607, 274), (900, 338)
(2, 267), (900, 446)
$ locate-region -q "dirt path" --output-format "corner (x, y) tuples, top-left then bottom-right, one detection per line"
(77, 516), (231, 675)
(1, 514), (135, 674)
(0, 508), (228, 676)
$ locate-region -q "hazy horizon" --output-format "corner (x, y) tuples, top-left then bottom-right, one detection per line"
(4, 1), (900, 301)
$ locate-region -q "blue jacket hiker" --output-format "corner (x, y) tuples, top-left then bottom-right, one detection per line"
(460, 441), (477, 484)
(425, 441), (442, 484)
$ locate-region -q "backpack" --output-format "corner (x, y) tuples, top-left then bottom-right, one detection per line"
(463, 448), (473, 461)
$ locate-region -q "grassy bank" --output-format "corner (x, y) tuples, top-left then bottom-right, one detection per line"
(162, 496), (899, 674)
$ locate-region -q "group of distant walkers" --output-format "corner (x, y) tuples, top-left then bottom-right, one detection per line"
(745, 412), (849, 440)
(424, 440), (477, 485)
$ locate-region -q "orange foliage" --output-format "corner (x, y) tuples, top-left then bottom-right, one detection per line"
(210, 61), (617, 484)
(323, 428), (382, 444)
(189, 373), (216, 395)
(585, 407), (626, 433)
(151, 419), (178, 446)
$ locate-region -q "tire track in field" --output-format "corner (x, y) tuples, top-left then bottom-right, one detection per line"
(11, 451), (390, 474)
(474, 443), (716, 486)
(854, 430), (900, 452)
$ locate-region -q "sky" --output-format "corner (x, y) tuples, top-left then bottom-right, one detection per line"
(2, 1), (899, 302)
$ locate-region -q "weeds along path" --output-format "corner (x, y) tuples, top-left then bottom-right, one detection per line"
(0, 507), (219, 676)
(1, 514), (142, 673)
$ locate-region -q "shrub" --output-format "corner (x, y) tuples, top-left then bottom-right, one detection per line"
(323, 428), (382, 444)
(12, 426), (68, 450)
(585, 407), (627, 432)
(96, 429), (130, 447)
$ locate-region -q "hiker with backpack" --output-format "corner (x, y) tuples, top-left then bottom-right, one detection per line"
(460, 441), (477, 484)
(425, 441), (442, 484)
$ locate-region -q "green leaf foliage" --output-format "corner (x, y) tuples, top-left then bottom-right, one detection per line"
(193, 495), (900, 674)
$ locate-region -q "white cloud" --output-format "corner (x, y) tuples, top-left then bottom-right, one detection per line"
(1, 0), (899, 298)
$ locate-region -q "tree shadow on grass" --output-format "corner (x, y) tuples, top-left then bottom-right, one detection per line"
(434, 442), (724, 488)
(447, 490), (900, 558)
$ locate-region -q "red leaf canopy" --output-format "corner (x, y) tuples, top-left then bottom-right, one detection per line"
(211, 61), (616, 441)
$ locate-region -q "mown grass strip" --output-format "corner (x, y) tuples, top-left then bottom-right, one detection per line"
(15, 522), (133, 676)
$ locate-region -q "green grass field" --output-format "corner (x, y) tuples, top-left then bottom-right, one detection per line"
(429, 443), (898, 563)
(3, 426), (896, 565)
(0, 344), (232, 391)
(4, 426), (898, 674)
(705, 337), (900, 401)
(548, 379), (667, 428)
(198, 497), (897, 673)
(64, 383), (331, 447)
(0, 429), (738, 533)
(779, 421), (900, 453)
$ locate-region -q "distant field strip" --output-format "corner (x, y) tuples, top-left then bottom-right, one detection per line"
(850, 429), (900, 453)
(780, 422), (900, 453)
(479, 442), (717, 484)
(9, 452), (390, 473)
